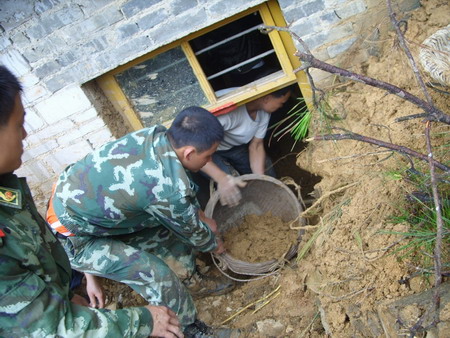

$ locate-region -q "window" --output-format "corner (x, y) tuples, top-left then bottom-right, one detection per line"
(114, 47), (209, 126)
(97, 0), (310, 130)
(190, 11), (281, 93)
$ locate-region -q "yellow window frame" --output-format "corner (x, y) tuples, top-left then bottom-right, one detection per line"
(96, 0), (311, 131)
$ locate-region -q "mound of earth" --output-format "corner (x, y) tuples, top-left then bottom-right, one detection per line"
(197, 1), (449, 335)
(93, 1), (449, 336)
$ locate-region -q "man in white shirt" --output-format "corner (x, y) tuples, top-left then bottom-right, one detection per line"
(201, 86), (293, 207)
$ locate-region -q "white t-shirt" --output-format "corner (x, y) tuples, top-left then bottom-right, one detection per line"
(217, 105), (270, 151)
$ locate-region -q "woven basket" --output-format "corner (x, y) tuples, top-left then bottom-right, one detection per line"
(205, 174), (305, 278)
(419, 25), (450, 87)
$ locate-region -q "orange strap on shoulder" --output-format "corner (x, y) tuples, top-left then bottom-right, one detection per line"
(46, 183), (74, 237)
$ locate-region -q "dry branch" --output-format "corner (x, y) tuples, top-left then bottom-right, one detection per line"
(386, 1), (444, 330)
(386, 0), (433, 105)
(292, 54), (450, 124)
(261, 25), (450, 124)
(307, 132), (450, 172)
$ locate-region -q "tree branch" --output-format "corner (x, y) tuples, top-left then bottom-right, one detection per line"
(386, 0), (433, 105)
(386, 2), (444, 329)
(424, 122), (443, 327)
(292, 53), (450, 124)
(307, 132), (450, 172)
(260, 25), (450, 125)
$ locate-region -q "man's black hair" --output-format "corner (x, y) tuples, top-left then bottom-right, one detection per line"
(0, 66), (22, 126)
(270, 84), (295, 98)
(253, 67), (295, 98)
(167, 106), (224, 153)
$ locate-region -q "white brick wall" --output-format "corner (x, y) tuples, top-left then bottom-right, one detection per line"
(0, 49), (31, 76)
(24, 107), (45, 132)
(35, 86), (92, 124)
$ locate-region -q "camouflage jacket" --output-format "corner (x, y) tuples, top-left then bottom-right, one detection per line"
(0, 173), (152, 337)
(53, 126), (217, 252)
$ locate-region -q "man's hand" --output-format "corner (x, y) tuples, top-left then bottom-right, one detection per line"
(145, 305), (183, 338)
(85, 273), (105, 308)
(198, 210), (218, 234)
(199, 210), (226, 254)
(213, 236), (226, 255)
(217, 175), (247, 207)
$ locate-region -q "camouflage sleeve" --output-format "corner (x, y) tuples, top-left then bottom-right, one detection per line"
(0, 213), (153, 337)
(147, 194), (218, 252)
(0, 266), (153, 337)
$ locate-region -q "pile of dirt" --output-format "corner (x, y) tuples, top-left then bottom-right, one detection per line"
(223, 212), (298, 263)
(97, 1), (449, 336)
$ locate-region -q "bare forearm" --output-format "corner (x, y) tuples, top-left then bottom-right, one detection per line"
(249, 141), (266, 174)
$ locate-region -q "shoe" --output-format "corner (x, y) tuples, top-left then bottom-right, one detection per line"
(184, 270), (235, 298)
(184, 319), (240, 338)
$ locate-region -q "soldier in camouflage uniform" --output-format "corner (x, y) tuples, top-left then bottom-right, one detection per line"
(0, 65), (183, 337)
(47, 106), (238, 335)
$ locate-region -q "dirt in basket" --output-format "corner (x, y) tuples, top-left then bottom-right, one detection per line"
(222, 212), (299, 263)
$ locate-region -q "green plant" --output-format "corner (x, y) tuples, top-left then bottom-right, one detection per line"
(269, 86), (350, 150)
(384, 196), (450, 271)
(270, 97), (311, 149)
(383, 169), (404, 181)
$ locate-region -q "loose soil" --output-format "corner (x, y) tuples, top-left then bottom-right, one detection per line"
(91, 1), (449, 336)
(223, 213), (298, 263)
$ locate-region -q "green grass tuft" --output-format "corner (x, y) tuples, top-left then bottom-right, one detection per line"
(383, 196), (450, 269)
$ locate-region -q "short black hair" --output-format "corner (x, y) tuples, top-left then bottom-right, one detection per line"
(167, 106), (224, 153)
(270, 84), (295, 98)
(0, 66), (22, 126)
(253, 67), (295, 98)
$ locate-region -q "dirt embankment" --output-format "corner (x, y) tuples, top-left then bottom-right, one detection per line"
(196, 1), (449, 336)
(98, 1), (449, 336)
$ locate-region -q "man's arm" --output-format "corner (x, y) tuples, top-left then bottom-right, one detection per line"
(0, 264), (154, 337)
(248, 137), (266, 175)
(149, 194), (218, 252)
(0, 260), (182, 338)
(0, 217), (181, 338)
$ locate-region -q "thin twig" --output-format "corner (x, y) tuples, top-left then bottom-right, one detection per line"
(291, 224), (319, 230)
(301, 182), (359, 217)
(424, 121), (443, 326)
(299, 311), (321, 338)
(269, 151), (304, 168)
(251, 290), (281, 314)
(281, 176), (306, 210)
(307, 132), (450, 172)
(315, 150), (392, 163)
(220, 285), (282, 325)
(395, 113), (429, 122)
(361, 237), (406, 262)
(320, 285), (374, 301)
(386, 0), (433, 105)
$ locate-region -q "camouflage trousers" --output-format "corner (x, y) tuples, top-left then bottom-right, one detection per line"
(58, 226), (197, 327)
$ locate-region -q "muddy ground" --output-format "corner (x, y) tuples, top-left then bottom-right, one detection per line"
(96, 1), (449, 336)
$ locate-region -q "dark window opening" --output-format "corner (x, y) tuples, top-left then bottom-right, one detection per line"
(190, 11), (282, 92)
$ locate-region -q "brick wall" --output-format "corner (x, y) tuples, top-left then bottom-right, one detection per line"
(0, 0), (418, 213)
